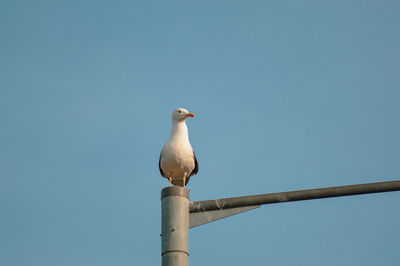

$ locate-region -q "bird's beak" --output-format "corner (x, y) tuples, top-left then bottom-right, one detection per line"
(185, 113), (195, 118)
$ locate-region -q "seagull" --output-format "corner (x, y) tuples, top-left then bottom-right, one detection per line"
(159, 108), (199, 187)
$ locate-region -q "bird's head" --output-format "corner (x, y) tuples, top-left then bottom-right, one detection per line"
(172, 108), (195, 122)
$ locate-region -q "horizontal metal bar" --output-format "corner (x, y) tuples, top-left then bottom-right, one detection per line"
(190, 180), (400, 213)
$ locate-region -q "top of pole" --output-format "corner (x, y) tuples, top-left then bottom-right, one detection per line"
(161, 186), (190, 200)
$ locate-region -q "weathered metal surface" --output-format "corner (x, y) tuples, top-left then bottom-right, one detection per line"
(189, 205), (260, 228)
(161, 186), (190, 266)
(162, 186), (190, 199)
(190, 180), (400, 213)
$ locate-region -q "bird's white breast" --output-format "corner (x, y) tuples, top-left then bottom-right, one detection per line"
(161, 141), (195, 179)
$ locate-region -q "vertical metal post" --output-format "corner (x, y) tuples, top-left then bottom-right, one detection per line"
(161, 186), (190, 266)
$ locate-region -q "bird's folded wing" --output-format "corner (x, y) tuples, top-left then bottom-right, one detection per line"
(159, 151), (166, 177)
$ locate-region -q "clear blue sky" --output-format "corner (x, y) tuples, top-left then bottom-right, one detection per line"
(1, 1), (399, 265)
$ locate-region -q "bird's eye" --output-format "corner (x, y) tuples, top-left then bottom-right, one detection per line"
(178, 110), (182, 113)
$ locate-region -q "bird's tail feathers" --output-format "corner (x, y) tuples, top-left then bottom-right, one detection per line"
(172, 177), (190, 187)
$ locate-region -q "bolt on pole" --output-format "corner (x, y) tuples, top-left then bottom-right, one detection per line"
(161, 186), (190, 266)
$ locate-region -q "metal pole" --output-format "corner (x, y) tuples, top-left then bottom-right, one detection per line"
(161, 186), (190, 266)
(190, 180), (400, 213)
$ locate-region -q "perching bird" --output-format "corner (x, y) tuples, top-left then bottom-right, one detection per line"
(159, 108), (199, 187)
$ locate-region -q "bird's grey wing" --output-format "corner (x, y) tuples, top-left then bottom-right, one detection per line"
(185, 151), (198, 186)
(159, 151), (166, 177)
(190, 151), (199, 176)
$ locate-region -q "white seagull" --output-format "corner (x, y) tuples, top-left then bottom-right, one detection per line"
(159, 108), (199, 187)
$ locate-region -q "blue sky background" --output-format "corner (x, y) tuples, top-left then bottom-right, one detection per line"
(1, 1), (399, 265)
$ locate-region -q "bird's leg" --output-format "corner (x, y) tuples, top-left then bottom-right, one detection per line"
(168, 177), (172, 186)
(183, 173), (187, 188)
